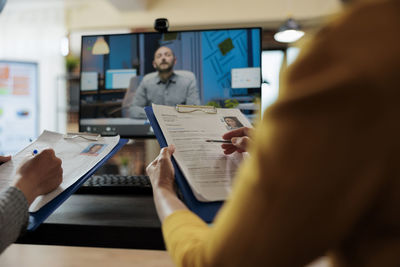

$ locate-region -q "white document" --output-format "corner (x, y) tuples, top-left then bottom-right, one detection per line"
(231, 67), (261, 88)
(152, 104), (252, 202)
(106, 69), (137, 89)
(0, 130), (120, 212)
(81, 72), (98, 91)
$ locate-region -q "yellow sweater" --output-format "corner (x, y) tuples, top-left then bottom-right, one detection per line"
(162, 0), (400, 266)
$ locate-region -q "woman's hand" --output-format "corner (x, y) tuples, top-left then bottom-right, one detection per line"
(0, 155), (11, 165)
(146, 145), (176, 192)
(14, 149), (63, 205)
(146, 145), (188, 222)
(221, 127), (253, 155)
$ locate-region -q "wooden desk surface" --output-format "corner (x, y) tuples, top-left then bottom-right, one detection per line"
(0, 244), (175, 267)
(18, 194), (165, 250)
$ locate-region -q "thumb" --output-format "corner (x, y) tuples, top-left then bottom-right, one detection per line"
(168, 144), (176, 155)
(0, 155), (11, 164)
(231, 137), (249, 150)
(160, 145), (175, 159)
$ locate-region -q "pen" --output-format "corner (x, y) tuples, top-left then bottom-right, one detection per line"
(205, 139), (232, 144)
(32, 149), (38, 156)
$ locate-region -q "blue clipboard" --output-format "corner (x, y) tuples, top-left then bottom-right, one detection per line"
(145, 106), (223, 223)
(27, 138), (128, 231)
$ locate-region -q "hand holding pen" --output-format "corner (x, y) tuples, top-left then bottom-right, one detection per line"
(14, 149), (63, 205)
(220, 127), (253, 155)
(205, 140), (232, 144)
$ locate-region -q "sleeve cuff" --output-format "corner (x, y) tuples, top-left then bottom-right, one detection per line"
(162, 209), (210, 253)
(0, 186), (29, 253)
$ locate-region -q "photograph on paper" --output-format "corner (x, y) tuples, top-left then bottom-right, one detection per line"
(223, 116), (243, 130)
(80, 143), (107, 156)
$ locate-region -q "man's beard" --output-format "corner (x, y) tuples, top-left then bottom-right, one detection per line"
(156, 62), (173, 73)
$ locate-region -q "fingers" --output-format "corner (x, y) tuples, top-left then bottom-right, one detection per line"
(156, 145), (175, 163)
(37, 148), (56, 159)
(222, 127), (252, 140)
(168, 144), (176, 154)
(221, 136), (251, 154)
(146, 145), (176, 192)
(147, 145), (175, 173)
(222, 146), (237, 155)
(221, 127), (253, 154)
(14, 148), (63, 204)
(40, 149), (63, 192)
(162, 145), (175, 155)
(0, 155), (11, 164)
(232, 136), (250, 151)
(159, 146), (173, 158)
(32, 149), (62, 175)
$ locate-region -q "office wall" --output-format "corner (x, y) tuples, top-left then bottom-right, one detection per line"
(0, 1), (67, 133)
(0, 0), (341, 136)
(66, 0), (341, 31)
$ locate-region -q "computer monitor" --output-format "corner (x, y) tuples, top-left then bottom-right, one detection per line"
(0, 60), (39, 155)
(79, 28), (261, 138)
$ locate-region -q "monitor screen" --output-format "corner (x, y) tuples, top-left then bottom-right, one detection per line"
(0, 60), (39, 155)
(79, 28), (261, 138)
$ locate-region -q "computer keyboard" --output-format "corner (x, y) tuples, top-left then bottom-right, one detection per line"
(75, 174), (152, 195)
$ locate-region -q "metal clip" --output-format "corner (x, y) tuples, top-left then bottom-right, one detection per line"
(63, 132), (101, 141)
(176, 105), (217, 114)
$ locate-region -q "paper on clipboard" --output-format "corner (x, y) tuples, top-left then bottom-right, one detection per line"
(0, 130), (120, 212)
(152, 104), (252, 202)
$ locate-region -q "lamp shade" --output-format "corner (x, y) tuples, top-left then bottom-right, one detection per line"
(92, 37), (110, 55)
(274, 18), (305, 43)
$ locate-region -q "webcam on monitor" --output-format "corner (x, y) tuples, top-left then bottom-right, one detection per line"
(154, 18), (169, 33)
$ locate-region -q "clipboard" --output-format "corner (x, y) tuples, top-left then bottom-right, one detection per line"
(27, 138), (128, 231)
(145, 106), (223, 223)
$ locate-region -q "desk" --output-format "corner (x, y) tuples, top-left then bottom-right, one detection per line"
(17, 194), (165, 250)
(0, 244), (174, 267)
(80, 101), (123, 118)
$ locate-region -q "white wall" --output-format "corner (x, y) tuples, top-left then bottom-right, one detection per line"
(0, 0), (342, 136)
(261, 50), (285, 113)
(66, 0), (342, 31)
(0, 0), (67, 133)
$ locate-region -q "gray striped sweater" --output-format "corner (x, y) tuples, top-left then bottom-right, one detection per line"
(0, 187), (28, 253)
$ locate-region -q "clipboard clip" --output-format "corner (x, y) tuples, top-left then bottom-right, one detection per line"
(63, 132), (101, 141)
(176, 105), (217, 114)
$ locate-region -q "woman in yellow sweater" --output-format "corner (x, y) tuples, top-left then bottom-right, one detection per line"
(146, 0), (400, 266)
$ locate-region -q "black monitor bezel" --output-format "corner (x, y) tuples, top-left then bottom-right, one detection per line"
(78, 26), (262, 139)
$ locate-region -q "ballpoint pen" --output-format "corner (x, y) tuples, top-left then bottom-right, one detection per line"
(205, 139), (232, 144)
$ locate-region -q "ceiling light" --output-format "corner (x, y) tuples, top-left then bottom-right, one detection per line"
(92, 37), (110, 55)
(274, 18), (305, 43)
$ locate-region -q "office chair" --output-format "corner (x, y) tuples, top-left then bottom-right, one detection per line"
(107, 76), (141, 117)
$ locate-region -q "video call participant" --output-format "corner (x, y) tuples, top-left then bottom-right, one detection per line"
(126, 46), (200, 119)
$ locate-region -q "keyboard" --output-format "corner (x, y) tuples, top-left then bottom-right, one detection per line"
(75, 174), (152, 195)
